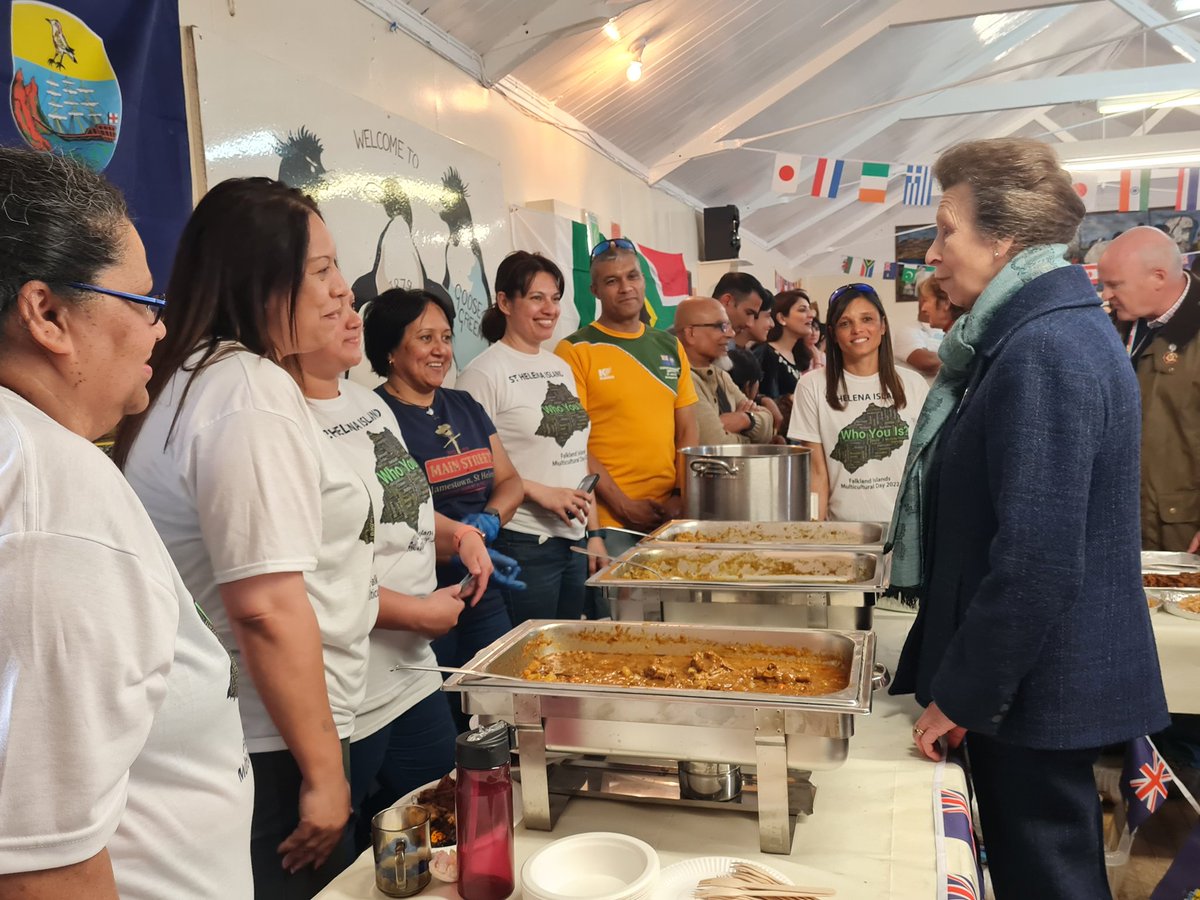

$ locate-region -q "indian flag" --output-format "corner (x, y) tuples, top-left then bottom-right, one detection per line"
(510, 207), (689, 340)
(1118, 169), (1151, 212)
(858, 162), (889, 203)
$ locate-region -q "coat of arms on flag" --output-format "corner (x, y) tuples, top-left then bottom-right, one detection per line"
(903, 164), (933, 206)
(841, 256), (852, 274)
(883, 261), (899, 280)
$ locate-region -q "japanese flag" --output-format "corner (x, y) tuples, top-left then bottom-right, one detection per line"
(1071, 174), (1099, 212)
(771, 154), (804, 195)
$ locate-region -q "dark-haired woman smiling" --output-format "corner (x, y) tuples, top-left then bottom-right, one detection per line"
(116, 178), (368, 897)
(458, 251), (603, 623)
(788, 284), (927, 522)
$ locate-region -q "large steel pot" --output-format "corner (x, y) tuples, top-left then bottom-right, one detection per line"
(681, 444), (810, 522)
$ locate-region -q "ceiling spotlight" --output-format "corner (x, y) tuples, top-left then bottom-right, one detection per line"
(627, 38), (646, 83)
(603, 18), (620, 41)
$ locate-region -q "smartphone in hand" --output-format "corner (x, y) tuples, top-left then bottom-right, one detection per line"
(457, 572), (476, 595)
(577, 474), (599, 493)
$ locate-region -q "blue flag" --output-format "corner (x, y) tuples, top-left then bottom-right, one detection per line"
(2, 0), (191, 291)
(1122, 736), (1174, 833)
(1149, 817), (1200, 899)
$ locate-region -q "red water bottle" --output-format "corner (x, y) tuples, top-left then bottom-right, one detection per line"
(455, 722), (514, 900)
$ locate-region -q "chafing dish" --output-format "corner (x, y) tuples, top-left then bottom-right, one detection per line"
(1142, 551), (1200, 599)
(645, 519), (888, 549)
(444, 620), (876, 854)
(587, 544), (888, 630)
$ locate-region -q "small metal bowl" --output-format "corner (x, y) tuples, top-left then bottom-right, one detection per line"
(678, 761), (743, 802)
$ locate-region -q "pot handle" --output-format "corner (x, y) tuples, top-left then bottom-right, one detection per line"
(689, 458), (740, 477)
(871, 663), (891, 692)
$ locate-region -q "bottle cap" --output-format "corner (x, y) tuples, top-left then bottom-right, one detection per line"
(455, 721), (512, 769)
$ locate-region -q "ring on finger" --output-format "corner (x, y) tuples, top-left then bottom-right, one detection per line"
(913, 727), (925, 738)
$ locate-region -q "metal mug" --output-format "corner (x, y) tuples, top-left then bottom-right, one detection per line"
(372, 804), (433, 897)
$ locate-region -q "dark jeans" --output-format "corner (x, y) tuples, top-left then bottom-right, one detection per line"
(493, 529), (586, 624)
(348, 690), (458, 851)
(430, 588), (512, 732)
(583, 528), (640, 619)
(966, 733), (1109, 900)
(249, 740), (352, 899)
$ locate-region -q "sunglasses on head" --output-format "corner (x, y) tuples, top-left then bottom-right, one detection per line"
(590, 237), (636, 258)
(828, 282), (880, 308)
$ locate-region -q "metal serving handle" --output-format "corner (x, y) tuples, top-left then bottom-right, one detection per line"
(689, 458), (740, 477)
(872, 664), (891, 692)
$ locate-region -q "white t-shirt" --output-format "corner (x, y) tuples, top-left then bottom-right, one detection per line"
(457, 341), (590, 540)
(126, 347), (375, 752)
(788, 367), (929, 522)
(0, 388), (253, 898)
(307, 381), (442, 741)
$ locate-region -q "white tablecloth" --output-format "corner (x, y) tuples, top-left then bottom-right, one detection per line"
(317, 612), (970, 900)
(1152, 609), (1200, 713)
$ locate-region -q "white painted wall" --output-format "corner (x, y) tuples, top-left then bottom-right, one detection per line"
(177, 0), (798, 290)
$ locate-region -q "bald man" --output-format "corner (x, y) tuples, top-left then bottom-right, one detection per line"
(675, 296), (774, 445)
(1099, 226), (1199, 550)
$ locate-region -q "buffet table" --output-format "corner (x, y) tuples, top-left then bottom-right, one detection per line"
(317, 612), (973, 900)
(1152, 610), (1200, 714)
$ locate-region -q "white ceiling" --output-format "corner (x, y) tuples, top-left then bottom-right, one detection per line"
(363, 0), (1200, 268)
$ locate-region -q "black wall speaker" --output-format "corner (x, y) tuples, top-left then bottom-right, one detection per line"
(701, 205), (741, 261)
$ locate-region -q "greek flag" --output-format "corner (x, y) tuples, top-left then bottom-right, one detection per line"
(903, 164), (933, 206)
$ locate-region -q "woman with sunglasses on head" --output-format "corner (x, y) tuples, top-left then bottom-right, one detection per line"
(0, 150), (254, 900)
(364, 287), (525, 731)
(115, 178), (373, 898)
(457, 251), (603, 625)
(787, 284), (928, 522)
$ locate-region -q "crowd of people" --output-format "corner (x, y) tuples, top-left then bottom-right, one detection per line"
(0, 132), (1183, 900)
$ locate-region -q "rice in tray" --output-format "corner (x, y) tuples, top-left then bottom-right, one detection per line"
(616, 549), (860, 582)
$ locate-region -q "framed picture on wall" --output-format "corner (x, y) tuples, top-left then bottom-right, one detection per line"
(1068, 208), (1198, 264)
(894, 223), (936, 302)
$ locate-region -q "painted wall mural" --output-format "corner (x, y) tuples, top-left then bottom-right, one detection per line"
(193, 31), (510, 369)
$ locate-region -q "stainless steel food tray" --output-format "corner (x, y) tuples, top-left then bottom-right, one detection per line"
(588, 544), (890, 592)
(443, 620), (876, 854)
(645, 519), (888, 549)
(1142, 551), (1200, 598)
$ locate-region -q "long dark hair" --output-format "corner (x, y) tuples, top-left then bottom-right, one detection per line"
(823, 283), (906, 412)
(113, 177), (321, 468)
(480, 250), (565, 343)
(765, 289), (813, 371)
(363, 288), (455, 377)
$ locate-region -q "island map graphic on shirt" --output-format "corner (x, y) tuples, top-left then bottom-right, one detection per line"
(534, 381), (589, 448)
(368, 428), (432, 531)
(829, 403), (911, 473)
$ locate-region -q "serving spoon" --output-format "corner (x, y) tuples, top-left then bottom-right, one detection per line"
(569, 545), (666, 578)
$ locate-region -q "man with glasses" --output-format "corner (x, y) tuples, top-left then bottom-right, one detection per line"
(711, 271), (764, 345)
(674, 296), (773, 445)
(555, 238), (698, 615)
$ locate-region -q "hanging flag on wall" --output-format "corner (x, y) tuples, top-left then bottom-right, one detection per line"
(1071, 174), (1100, 212)
(812, 157), (844, 199)
(1118, 169), (1152, 213)
(841, 255), (853, 273)
(1, 0), (192, 291)
(883, 262), (899, 280)
(771, 153), (804, 194)
(859, 259), (876, 277)
(858, 162), (889, 203)
(1176, 167), (1200, 212)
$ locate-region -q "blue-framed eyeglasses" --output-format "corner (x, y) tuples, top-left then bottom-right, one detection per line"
(590, 237), (636, 258)
(66, 281), (167, 326)
(828, 282), (880, 307)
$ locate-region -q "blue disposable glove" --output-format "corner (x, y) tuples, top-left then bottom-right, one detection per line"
(462, 511), (501, 545)
(487, 548), (527, 592)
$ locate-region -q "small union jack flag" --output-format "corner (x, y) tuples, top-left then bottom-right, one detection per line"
(1122, 736), (1175, 832)
(946, 873), (978, 900)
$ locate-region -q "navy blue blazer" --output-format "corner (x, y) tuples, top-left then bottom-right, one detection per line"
(892, 265), (1169, 750)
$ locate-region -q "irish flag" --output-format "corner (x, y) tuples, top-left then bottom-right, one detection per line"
(510, 207), (689, 340)
(1119, 169), (1151, 212)
(858, 162), (889, 203)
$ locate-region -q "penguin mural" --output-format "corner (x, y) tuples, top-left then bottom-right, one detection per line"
(352, 177), (426, 308)
(438, 167), (493, 369)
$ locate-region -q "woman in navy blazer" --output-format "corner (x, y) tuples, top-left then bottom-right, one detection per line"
(888, 139), (1169, 899)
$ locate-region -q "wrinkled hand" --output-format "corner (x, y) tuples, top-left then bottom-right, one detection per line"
(487, 548), (526, 591)
(912, 701), (967, 762)
(618, 497), (666, 531)
(278, 772), (351, 872)
(416, 586), (466, 637)
(1189, 530), (1200, 555)
(461, 511), (501, 545)
(586, 535), (609, 574)
(539, 486), (594, 527)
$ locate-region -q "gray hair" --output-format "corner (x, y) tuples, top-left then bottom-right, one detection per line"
(933, 138), (1084, 253)
(0, 147), (129, 321)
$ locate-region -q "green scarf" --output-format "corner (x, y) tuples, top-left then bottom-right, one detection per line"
(886, 244), (1070, 590)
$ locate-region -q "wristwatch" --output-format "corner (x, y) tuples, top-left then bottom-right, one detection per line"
(483, 506), (501, 520)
